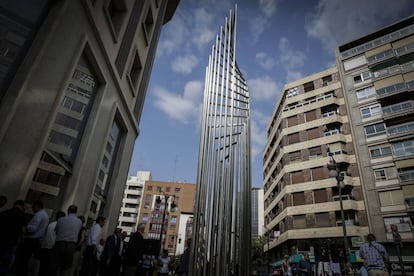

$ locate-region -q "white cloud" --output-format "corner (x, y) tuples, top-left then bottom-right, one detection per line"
(306, 0), (413, 52)
(157, 15), (187, 56)
(191, 8), (216, 49)
(278, 37), (307, 69)
(153, 81), (204, 124)
(248, 75), (279, 101)
(256, 52), (276, 70)
(249, 0), (278, 41)
(171, 55), (199, 74)
(250, 109), (271, 160)
(286, 70), (304, 83)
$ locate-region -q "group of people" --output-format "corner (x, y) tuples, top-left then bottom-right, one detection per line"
(280, 233), (390, 276)
(0, 198), (191, 276)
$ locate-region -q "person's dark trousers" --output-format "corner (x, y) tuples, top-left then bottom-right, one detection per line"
(13, 237), (41, 276)
(51, 241), (77, 275)
(0, 245), (17, 276)
(38, 248), (53, 276)
(79, 245), (98, 276)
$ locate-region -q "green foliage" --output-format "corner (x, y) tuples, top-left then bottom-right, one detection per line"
(251, 235), (269, 270)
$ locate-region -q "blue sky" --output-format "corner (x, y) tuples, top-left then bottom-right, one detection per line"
(129, 0), (414, 187)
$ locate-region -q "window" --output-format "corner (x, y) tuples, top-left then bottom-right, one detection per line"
(166, 187), (171, 192)
(364, 123), (386, 137)
(392, 139), (414, 157)
(288, 133), (300, 144)
(315, 213), (330, 227)
(107, 0), (127, 35)
(33, 169), (62, 187)
(360, 104), (382, 119)
(129, 50), (142, 90)
(311, 167), (325, 181)
(175, 188), (181, 193)
(145, 195), (151, 205)
(383, 217), (412, 233)
(356, 86), (376, 101)
(374, 169), (387, 181)
(289, 151), (301, 163)
(293, 215), (306, 229)
(303, 81), (314, 92)
(307, 127), (319, 140)
(369, 145), (392, 159)
(291, 171), (304, 184)
(379, 190), (404, 206)
(322, 75), (333, 86)
(142, 213), (148, 222)
(353, 71), (372, 84)
(314, 189), (327, 203)
(156, 186), (161, 192)
(305, 110), (317, 122)
(142, 5), (154, 45)
(147, 186), (153, 191)
(286, 87), (298, 98)
(287, 115), (298, 127)
(309, 146), (322, 159)
(293, 192), (305, 206)
(170, 216), (177, 224)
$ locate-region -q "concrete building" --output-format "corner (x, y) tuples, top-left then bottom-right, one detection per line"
(337, 16), (414, 259)
(251, 187), (264, 239)
(118, 171), (150, 236)
(0, 0), (179, 231)
(263, 67), (369, 262)
(137, 180), (196, 255)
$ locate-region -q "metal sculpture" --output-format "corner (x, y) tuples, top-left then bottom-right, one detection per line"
(190, 6), (251, 276)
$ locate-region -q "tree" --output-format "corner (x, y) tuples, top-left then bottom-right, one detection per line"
(251, 236), (269, 274)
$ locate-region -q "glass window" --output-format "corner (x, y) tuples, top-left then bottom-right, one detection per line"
(364, 123), (386, 137)
(374, 169), (387, 181)
(369, 145), (392, 159)
(147, 185), (153, 191)
(392, 139), (414, 157)
(353, 71), (372, 84)
(142, 214), (148, 222)
(356, 86), (376, 101)
(383, 217), (411, 232)
(175, 188), (180, 193)
(360, 104), (382, 119)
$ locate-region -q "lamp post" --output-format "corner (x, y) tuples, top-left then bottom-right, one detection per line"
(327, 153), (350, 262)
(264, 226), (270, 275)
(156, 193), (176, 252)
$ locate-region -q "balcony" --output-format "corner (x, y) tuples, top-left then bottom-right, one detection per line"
(399, 170), (414, 183)
(336, 219), (357, 226)
(367, 49), (396, 66)
(324, 129), (340, 136)
(376, 82), (407, 98)
(373, 64), (401, 80)
(332, 194), (353, 201)
(395, 42), (414, 57)
(387, 122), (414, 136)
(282, 93), (335, 112)
(322, 110), (337, 118)
(382, 100), (413, 116)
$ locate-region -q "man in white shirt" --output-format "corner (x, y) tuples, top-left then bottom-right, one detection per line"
(39, 210), (65, 276)
(79, 216), (105, 276)
(53, 205), (83, 275)
(14, 200), (49, 276)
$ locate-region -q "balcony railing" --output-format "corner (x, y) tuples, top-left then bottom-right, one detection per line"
(395, 42), (414, 56)
(401, 60), (414, 72)
(324, 129), (340, 136)
(283, 93), (335, 112)
(373, 64), (401, 79)
(387, 122), (414, 136)
(336, 219), (356, 226)
(376, 82), (407, 98)
(322, 111), (337, 117)
(367, 49), (395, 65)
(399, 170), (414, 182)
(332, 194), (353, 201)
(382, 100), (413, 115)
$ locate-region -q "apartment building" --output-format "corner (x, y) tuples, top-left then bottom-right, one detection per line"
(336, 16), (414, 257)
(252, 187), (264, 239)
(0, 0), (179, 231)
(118, 171), (150, 236)
(263, 67), (369, 261)
(137, 180), (196, 255)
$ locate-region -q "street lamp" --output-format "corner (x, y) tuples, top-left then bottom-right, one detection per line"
(156, 192), (176, 252)
(263, 226), (271, 275)
(327, 153), (350, 262)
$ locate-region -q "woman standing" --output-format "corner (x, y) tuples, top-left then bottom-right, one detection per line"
(282, 255), (292, 276)
(158, 249), (171, 276)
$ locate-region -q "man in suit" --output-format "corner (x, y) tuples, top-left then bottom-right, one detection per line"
(100, 228), (122, 276)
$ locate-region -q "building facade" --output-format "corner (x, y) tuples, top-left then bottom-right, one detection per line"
(137, 180), (196, 255)
(337, 16), (414, 259)
(0, 0), (179, 231)
(251, 187), (264, 239)
(118, 171), (150, 236)
(263, 67), (369, 262)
